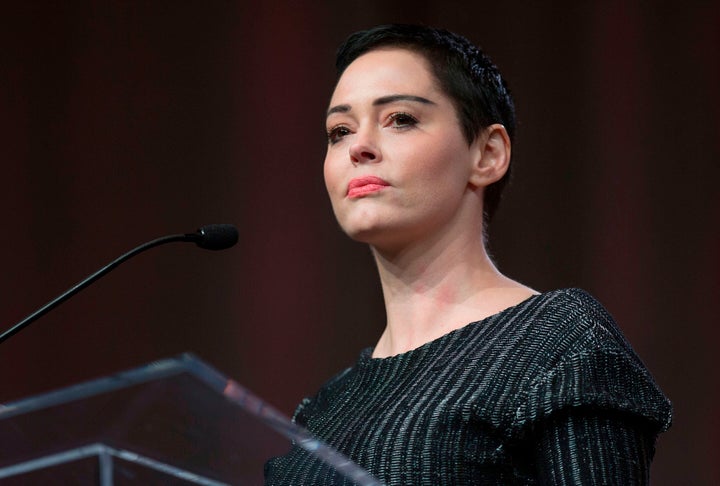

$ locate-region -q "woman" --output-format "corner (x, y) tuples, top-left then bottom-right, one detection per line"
(265, 24), (671, 485)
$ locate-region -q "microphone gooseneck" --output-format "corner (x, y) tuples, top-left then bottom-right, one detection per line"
(0, 224), (239, 345)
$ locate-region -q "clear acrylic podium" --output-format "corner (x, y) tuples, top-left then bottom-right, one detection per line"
(0, 354), (382, 485)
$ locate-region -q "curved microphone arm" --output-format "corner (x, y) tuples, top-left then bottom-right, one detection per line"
(0, 225), (238, 345)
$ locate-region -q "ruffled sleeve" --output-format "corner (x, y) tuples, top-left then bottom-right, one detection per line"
(513, 346), (672, 433)
(510, 290), (672, 484)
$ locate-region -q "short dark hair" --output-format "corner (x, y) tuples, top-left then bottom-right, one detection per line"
(335, 24), (516, 226)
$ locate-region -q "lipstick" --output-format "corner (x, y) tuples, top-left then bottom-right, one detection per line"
(347, 176), (390, 198)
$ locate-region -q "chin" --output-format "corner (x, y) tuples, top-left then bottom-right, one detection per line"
(343, 227), (411, 255)
(336, 212), (418, 250)
(342, 225), (382, 244)
(338, 220), (388, 244)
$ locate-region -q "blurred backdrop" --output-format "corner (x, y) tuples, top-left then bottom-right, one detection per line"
(1, 1), (718, 483)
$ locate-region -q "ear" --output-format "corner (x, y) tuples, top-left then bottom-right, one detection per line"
(468, 124), (511, 189)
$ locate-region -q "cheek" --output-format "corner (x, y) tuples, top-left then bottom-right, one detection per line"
(406, 146), (472, 213)
(406, 137), (469, 185)
(323, 153), (343, 201)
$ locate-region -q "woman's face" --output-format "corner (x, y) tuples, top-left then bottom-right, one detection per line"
(324, 48), (482, 252)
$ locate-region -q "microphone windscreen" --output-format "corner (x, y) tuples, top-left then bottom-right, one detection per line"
(195, 224), (239, 250)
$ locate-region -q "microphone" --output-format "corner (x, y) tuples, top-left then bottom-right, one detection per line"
(0, 224), (239, 345)
(188, 224), (239, 250)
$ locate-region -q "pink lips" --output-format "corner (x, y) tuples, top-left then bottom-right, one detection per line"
(347, 176), (390, 198)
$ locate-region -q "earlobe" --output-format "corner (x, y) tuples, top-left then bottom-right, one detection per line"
(468, 124), (511, 188)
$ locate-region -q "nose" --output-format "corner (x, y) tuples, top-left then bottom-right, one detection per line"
(349, 130), (381, 164)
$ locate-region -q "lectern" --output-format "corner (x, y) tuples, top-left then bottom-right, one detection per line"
(0, 355), (381, 485)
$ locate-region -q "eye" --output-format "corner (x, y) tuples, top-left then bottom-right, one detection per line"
(327, 125), (352, 145)
(388, 112), (418, 129)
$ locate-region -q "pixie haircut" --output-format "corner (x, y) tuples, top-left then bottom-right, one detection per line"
(335, 24), (516, 226)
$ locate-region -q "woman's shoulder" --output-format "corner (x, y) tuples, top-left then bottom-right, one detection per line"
(504, 287), (629, 353)
(519, 287), (611, 322)
(291, 364), (360, 425)
(498, 288), (668, 387)
(504, 288), (672, 433)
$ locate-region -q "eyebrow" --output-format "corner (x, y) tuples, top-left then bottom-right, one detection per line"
(326, 94), (436, 118)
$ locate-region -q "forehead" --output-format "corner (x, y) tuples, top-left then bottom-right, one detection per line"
(330, 48), (441, 104)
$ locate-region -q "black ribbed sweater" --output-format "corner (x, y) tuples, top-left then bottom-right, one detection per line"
(265, 289), (671, 485)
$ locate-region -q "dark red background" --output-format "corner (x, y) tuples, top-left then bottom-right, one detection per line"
(1, 2), (717, 483)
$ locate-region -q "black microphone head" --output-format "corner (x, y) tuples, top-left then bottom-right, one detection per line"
(195, 224), (239, 250)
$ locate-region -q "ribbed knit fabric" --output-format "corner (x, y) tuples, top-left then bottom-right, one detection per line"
(265, 289), (672, 485)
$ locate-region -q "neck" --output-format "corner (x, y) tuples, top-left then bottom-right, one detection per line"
(370, 230), (535, 358)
